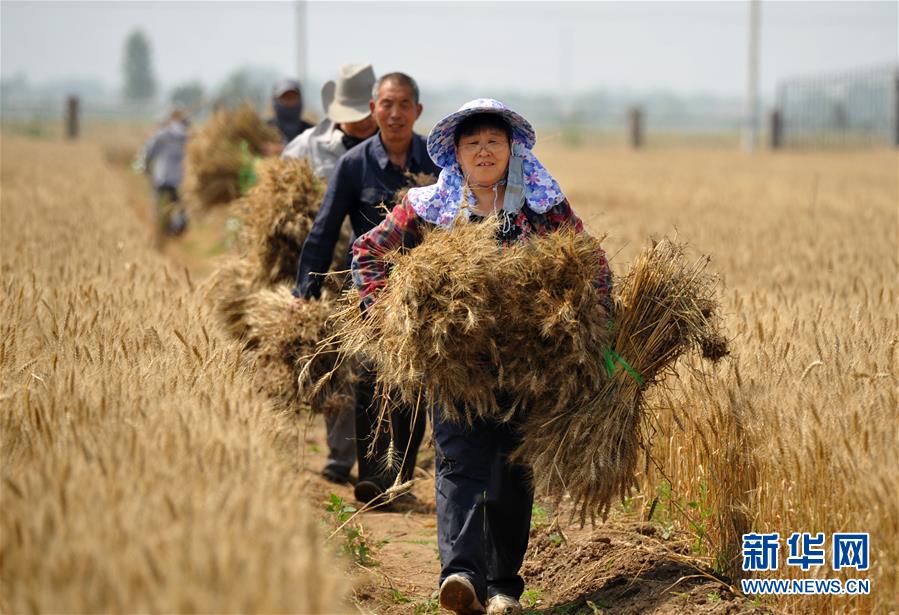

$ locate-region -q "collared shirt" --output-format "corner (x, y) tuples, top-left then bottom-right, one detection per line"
(351, 196), (614, 313)
(296, 132), (439, 298)
(281, 119), (347, 182)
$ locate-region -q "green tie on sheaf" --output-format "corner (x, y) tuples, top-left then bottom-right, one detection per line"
(603, 347), (644, 385)
(237, 140), (258, 195)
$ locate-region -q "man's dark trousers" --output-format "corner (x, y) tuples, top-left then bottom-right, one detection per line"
(355, 367), (426, 489)
(432, 405), (533, 604)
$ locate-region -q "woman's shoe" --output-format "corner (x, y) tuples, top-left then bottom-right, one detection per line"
(439, 574), (485, 614)
(486, 594), (521, 615)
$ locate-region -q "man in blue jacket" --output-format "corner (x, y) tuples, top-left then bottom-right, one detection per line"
(282, 63), (378, 486)
(295, 72), (438, 504)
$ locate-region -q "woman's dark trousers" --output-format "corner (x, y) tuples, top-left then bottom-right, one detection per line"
(432, 407), (534, 603)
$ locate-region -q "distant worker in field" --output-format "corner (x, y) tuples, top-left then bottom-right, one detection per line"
(352, 99), (613, 615)
(137, 106), (189, 238)
(283, 63), (378, 486)
(296, 72), (439, 506)
(268, 78), (314, 147)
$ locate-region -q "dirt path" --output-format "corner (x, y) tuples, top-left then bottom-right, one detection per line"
(290, 414), (772, 614)
(118, 158), (773, 615)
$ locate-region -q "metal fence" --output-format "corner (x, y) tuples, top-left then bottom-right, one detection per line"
(775, 64), (899, 148)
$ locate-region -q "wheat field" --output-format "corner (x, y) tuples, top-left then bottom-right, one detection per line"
(1, 131), (896, 613)
(539, 141), (897, 613)
(0, 136), (347, 613)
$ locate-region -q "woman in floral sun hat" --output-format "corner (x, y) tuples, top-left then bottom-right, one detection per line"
(351, 99), (613, 615)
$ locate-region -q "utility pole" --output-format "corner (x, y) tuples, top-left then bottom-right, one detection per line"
(742, 0), (760, 152)
(559, 28), (572, 118)
(295, 0), (307, 83)
(893, 68), (899, 149)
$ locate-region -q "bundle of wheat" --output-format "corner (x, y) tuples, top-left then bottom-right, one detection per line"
(206, 256), (259, 340)
(333, 220), (614, 420)
(334, 221), (727, 521)
(236, 157), (325, 285)
(184, 105), (279, 208)
(494, 230), (614, 415)
(208, 157), (435, 414)
(333, 220), (504, 421)
(513, 238), (728, 523)
(242, 285), (355, 414)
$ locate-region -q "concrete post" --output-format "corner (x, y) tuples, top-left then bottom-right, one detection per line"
(65, 95), (79, 140)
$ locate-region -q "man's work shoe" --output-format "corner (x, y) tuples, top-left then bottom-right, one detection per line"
(353, 480), (385, 504)
(320, 467), (352, 485)
(486, 594), (522, 615)
(439, 574), (485, 614)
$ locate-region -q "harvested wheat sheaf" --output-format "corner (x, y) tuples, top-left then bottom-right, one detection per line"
(205, 157), (355, 414)
(207, 164), (438, 415)
(235, 157), (326, 285)
(515, 238), (728, 523)
(334, 219), (616, 422)
(242, 285), (356, 414)
(206, 255), (259, 339)
(184, 105), (279, 208)
(334, 220), (505, 420)
(335, 222), (727, 521)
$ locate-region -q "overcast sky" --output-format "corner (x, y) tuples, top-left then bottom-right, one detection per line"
(1, 0), (896, 101)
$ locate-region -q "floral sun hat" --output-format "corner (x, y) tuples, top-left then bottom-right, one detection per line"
(407, 98), (565, 228)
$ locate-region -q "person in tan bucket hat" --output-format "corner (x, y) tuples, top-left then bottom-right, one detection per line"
(282, 64), (378, 486)
(282, 63), (378, 179)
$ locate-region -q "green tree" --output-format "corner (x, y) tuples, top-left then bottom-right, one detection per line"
(170, 81), (205, 109)
(122, 30), (157, 102)
(216, 66), (278, 111)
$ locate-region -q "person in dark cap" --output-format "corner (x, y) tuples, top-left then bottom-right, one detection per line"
(269, 78), (314, 144)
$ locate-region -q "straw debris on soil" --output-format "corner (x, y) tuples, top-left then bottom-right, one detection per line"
(184, 104), (280, 208)
(333, 220), (728, 521)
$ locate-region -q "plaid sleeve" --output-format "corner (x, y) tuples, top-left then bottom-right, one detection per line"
(546, 199), (614, 315)
(351, 196), (424, 310)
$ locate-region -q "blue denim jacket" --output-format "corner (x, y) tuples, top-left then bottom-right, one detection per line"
(295, 132), (438, 298)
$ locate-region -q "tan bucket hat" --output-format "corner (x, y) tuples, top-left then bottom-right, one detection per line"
(321, 63), (376, 124)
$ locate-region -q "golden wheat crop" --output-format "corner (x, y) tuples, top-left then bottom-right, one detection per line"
(536, 141), (897, 613)
(1, 130), (895, 614)
(0, 136), (348, 613)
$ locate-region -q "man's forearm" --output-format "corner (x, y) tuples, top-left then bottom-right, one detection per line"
(296, 242), (334, 299)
